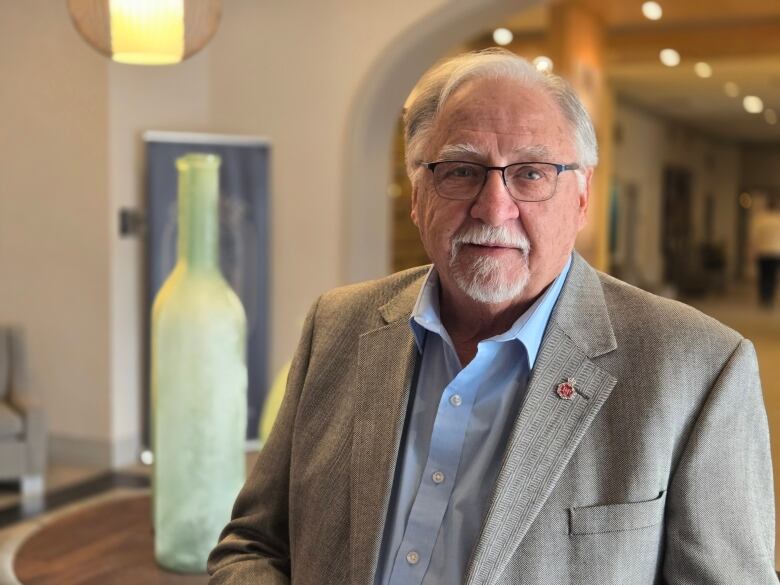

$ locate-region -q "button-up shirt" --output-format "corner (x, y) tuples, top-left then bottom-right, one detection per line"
(375, 255), (572, 585)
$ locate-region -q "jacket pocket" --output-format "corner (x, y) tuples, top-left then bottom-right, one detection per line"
(569, 490), (666, 535)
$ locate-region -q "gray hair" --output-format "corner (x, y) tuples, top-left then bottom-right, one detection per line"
(403, 48), (598, 182)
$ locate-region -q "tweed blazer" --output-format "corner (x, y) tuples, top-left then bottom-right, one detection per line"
(208, 253), (777, 584)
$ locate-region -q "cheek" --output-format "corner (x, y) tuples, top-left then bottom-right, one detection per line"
(522, 203), (580, 255)
(420, 200), (464, 240)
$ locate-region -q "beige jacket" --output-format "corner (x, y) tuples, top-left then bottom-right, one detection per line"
(208, 253), (776, 584)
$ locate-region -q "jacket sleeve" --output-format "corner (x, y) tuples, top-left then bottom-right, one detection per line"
(663, 338), (777, 583)
(207, 297), (320, 584)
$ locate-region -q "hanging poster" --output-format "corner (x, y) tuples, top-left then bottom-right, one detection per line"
(144, 131), (270, 444)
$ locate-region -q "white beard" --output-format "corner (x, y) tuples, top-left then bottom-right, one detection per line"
(449, 224), (531, 304)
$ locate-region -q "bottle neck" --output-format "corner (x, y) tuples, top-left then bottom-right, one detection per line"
(176, 159), (219, 271)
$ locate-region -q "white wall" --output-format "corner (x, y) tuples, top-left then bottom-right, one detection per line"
(613, 100), (741, 289)
(0, 2), (113, 465)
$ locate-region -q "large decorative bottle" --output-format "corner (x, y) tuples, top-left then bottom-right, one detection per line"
(151, 153), (247, 573)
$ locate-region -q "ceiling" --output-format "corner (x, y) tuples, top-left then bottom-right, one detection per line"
(498, 0), (780, 142)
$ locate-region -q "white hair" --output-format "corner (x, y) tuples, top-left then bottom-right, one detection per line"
(449, 224), (531, 304)
(403, 48), (598, 184)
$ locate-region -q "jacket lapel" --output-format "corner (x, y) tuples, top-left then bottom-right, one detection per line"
(350, 272), (426, 585)
(466, 253), (618, 585)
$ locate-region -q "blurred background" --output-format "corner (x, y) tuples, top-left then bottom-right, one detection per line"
(1, 0), (780, 571)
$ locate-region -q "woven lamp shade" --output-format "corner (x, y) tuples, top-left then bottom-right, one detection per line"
(67, 0), (221, 65)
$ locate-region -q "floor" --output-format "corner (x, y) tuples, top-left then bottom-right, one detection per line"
(13, 491), (209, 585)
(0, 466), (105, 512)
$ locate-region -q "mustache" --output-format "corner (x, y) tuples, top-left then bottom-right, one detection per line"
(450, 224), (531, 261)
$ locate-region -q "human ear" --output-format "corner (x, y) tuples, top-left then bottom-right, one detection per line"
(410, 183), (420, 227)
(576, 168), (593, 230)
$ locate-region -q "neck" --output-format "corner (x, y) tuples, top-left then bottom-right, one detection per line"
(439, 284), (535, 346)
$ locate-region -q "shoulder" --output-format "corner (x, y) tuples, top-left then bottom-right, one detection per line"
(309, 265), (430, 331)
(596, 270), (742, 357)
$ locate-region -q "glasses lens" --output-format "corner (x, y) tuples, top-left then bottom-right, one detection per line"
(506, 163), (557, 201)
(433, 162), (486, 200)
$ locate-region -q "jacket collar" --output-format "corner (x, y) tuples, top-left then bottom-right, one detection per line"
(377, 252), (617, 360)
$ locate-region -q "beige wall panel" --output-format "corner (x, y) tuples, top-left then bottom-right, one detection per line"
(0, 2), (112, 453)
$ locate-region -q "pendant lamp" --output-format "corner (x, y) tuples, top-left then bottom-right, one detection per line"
(67, 0), (221, 66)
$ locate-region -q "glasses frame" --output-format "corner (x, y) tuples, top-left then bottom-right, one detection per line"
(421, 160), (580, 203)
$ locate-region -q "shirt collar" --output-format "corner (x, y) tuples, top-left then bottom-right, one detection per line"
(409, 254), (572, 369)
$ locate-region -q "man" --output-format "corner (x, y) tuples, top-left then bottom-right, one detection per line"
(208, 49), (776, 584)
(753, 197), (780, 308)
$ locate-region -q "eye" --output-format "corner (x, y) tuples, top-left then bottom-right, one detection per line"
(441, 163), (480, 179)
(509, 164), (547, 182)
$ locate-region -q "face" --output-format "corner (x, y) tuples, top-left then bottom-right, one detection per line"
(410, 78), (591, 307)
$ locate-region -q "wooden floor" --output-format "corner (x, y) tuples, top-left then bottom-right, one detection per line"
(14, 494), (208, 585)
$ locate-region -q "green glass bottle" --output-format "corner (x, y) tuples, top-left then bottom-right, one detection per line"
(151, 153), (247, 573)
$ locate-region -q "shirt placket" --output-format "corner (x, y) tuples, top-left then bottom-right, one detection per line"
(386, 344), (495, 584)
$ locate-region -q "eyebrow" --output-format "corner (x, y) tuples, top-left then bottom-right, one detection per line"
(435, 143), (555, 162)
(436, 143), (483, 160)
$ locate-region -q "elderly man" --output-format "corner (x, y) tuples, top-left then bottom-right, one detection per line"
(208, 49), (776, 584)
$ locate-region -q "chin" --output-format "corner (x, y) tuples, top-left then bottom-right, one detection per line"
(451, 255), (530, 304)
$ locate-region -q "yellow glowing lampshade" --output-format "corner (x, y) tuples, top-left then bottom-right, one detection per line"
(67, 0), (221, 66)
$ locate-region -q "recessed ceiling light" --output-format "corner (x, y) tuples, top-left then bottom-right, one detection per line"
(642, 1), (663, 20)
(724, 82), (740, 97)
(532, 56), (554, 73)
(694, 62), (712, 78)
(743, 96), (764, 114)
(659, 48), (680, 67)
(492, 28), (513, 46)
(765, 108), (778, 125)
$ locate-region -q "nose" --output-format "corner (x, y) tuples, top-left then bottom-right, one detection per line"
(469, 168), (520, 226)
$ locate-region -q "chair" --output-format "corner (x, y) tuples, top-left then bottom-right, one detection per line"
(0, 326), (46, 498)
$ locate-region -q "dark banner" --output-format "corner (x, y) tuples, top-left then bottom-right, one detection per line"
(144, 131), (270, 444)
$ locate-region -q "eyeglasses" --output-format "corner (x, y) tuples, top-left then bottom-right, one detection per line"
(421, 160), (580, 202)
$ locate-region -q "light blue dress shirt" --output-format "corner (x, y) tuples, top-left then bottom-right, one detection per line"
(375, 255), (572, 585)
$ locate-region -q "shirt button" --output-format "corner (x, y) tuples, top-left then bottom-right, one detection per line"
(432, 471), (445, 484)
(406, 550), (419, 565)
(449, 394), (462, 407)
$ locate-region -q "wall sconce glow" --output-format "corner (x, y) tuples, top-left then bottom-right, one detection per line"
(724, 82), (740, 98)
(743, 96), (764, 114)
(765, 108), (778, 125)
(68, 0), (221, 66)
(659, 49), (680, 67)
(694, 62), (712, 78)
(532, 56), (554, 73)
(492, 28), (514, 46)
(642, 1), (663, 20)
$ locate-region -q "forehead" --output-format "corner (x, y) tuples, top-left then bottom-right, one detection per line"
(428, 77), (574, 159)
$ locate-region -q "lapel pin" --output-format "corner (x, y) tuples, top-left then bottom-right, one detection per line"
(556, 378), (577, 400)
